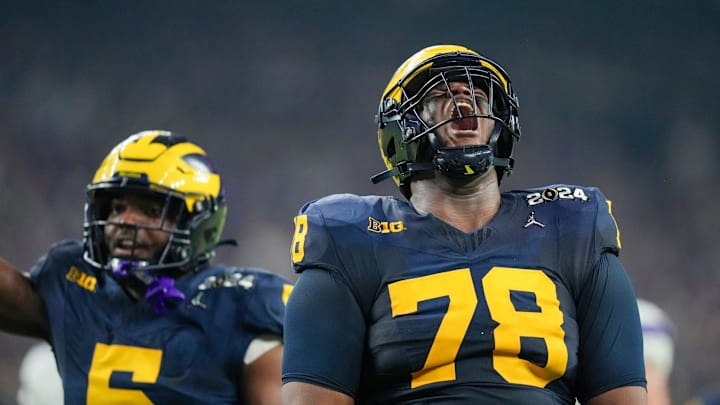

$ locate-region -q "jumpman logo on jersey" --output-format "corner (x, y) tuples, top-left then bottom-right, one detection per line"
(524, 211), (545, 228)
(190, 291), (207, 309)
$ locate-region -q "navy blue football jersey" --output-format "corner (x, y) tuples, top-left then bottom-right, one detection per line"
(30, 240), (292, 404)
(283, 185), (645, 404)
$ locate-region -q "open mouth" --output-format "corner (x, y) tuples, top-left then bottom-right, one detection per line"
(110, 238), (152, 258)
(450, 101), (478, 131)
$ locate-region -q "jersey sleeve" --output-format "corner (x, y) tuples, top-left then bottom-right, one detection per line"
(239, 271), (292, 338)
(553, 186), (624, 298)
(29, 241), (76, 295)
(291, 198), (345, 274)
(284, 195), (383, 397)
(574, 188), (645, 398)
(591, 188), (622, 256)
(28, 240), (86, 372)
(281, 268), (365, 398)
(29, 240), (83, 319)
(290, 195), (382, 311)
(574, 252), (646, 401)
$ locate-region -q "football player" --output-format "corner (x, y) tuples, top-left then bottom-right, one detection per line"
(282, 45), (647, 404)
(17, 342), (63, 405)
(637, 298), (675, 405)
(0, 130), (292, 404)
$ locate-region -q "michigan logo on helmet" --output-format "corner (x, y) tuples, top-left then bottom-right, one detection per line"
(372, 45), (521, 198)
(83, 130), (227, 276)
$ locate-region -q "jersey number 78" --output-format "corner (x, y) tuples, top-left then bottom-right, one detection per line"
(387, 267), (568, 389)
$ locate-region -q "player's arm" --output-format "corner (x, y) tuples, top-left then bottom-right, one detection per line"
(576, 253), (647, 404)
(283, 382), (354, 405)
(585, 386), (647, 405)
(282, 268), (365, 405)
(237, 272), (292, 405)
(244, 342), (284, 405)
(0, 257), (49, 338)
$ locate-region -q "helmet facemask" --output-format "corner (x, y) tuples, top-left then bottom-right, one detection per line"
(85, 183), (191, 269)
(374, 47), (521, 199)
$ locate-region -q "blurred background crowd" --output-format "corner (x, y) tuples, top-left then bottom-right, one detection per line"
(1, 2), (718, 404)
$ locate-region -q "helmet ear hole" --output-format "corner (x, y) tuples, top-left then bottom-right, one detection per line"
(385, 140), (396, 160)
(495, 130), (513, 159)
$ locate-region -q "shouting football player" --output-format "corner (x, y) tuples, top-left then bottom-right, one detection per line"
(282, 45), (647, 404)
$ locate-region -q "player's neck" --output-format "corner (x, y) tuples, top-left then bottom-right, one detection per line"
(409, 171), (501, 233)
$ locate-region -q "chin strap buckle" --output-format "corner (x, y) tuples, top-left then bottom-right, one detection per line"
(434, 145), (495, 178)
(144, 276), (186, 315)
(110, 258), (186, 315)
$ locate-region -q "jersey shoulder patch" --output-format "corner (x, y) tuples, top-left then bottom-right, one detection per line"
(515, 184), (595, 207)
(184, 266), (291, 336)
(511, 184), (621, 254)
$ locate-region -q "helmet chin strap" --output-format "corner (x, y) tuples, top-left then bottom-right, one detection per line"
(427, 123), (510, 179)
(434, 145), (496, 178)
(371, 123), (512, 185)
(110, 258), (186, 315)
(370, 162), (434, 184)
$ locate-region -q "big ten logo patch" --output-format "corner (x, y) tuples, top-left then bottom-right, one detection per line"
(66, 266), (97, 292)
(368, 217), (406, 234)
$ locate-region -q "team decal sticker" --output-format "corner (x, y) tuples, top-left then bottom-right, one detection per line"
(526, 186), (589, 206)
(190, 272), (257, 309)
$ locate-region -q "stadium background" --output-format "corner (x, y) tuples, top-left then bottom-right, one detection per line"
(1, 2), (718, 403)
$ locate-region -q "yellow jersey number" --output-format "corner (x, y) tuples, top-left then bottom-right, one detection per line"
(388, 267), (567, 389)
(291, 215), (308, 263)
(87, 343), (162, 404)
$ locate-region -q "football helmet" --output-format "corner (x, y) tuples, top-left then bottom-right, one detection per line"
(637, 298), (675, 380)
(83, 130), (227, 313)
(372, 45), (521, 198)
